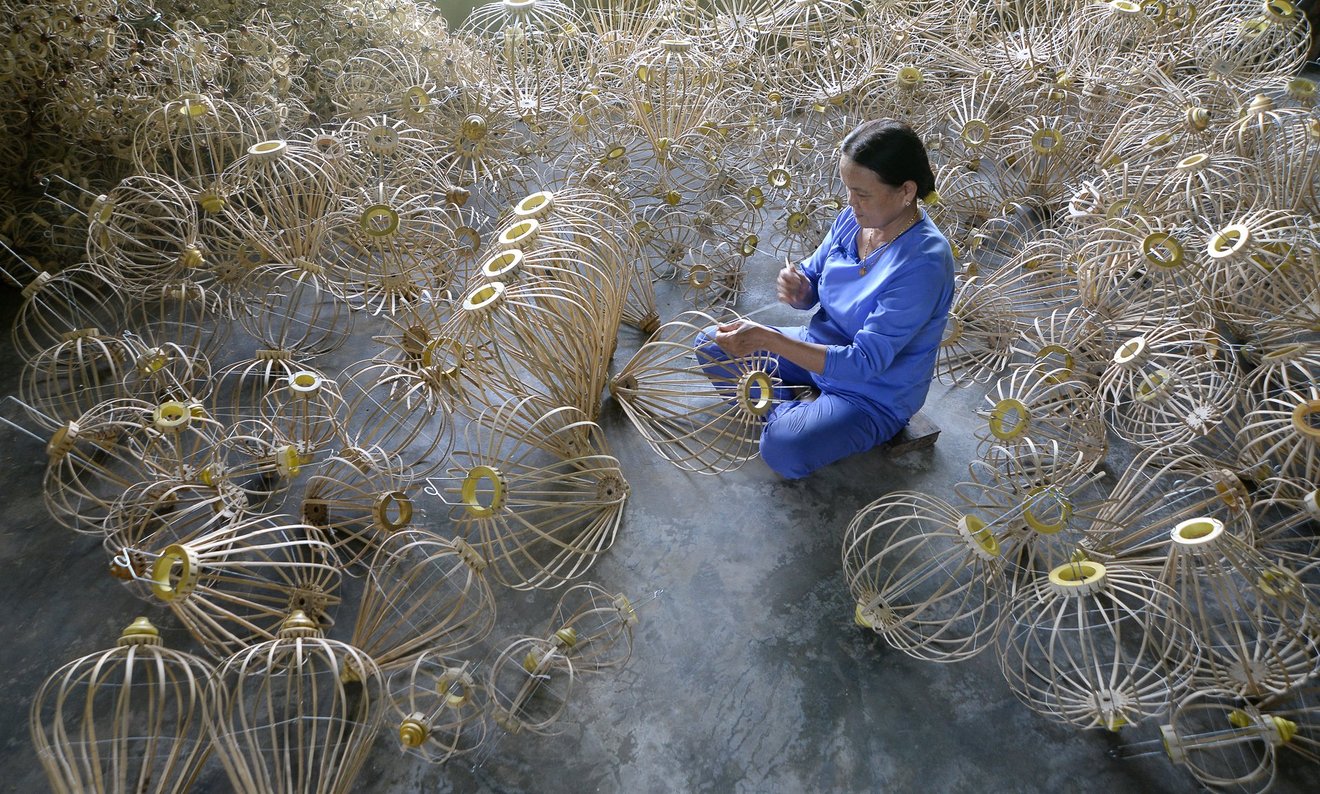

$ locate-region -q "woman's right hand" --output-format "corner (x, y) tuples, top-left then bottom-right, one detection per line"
(777, 262), (813, 309)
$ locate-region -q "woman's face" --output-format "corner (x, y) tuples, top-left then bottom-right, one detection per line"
(839, 155), (916, 231)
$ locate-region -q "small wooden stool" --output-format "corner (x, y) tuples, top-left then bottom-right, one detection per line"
(881, 411), (941, 455)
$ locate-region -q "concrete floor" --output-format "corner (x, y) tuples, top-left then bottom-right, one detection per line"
(1, 250), (1315, 794)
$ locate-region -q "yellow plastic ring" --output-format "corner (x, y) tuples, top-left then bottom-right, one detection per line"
(373, 490), (412, 531)
(462, 281), (506, 313)
(738, 371), (775, 417)
(1291, 399), (1320, 440)
(361, 204), (400, 237)
(151, 544), (199, 601)
(1171, 516), (1223, 545)
(988, 398), (1029, 440)
(1023, 487), (1071, 534)
(960, 120), (989, 146)
(1176, 152), (1210, 171)
(480, 249), (524, 281)
(1134, 369), (1173, 403)
(289, 371), (322, 397)
(153, 401), (191, 431)
(498, 218), (539, 249)
(1113, 336), (1147, 366)
(275, 444), (302, 478)
(1030, 128), (1064, 156)
(461, 465), (506, 518)
(1047, 560), (1107, 591)
(957, 514), (1001, 559)
(1142, 232), (1184, 269)
(687, 263), (713, 288)
(1208, 224), (1250, 259)
(248, 139), (287, 158)
(403, 85), (431, 112)
(1256, 566), (1300, 598)
(514, 191), (555, 219)
(1035, 345), (1075, 380)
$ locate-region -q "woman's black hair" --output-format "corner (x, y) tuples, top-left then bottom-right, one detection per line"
(839, 119), (936, 197)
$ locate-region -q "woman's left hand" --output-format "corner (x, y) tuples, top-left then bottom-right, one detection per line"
(713, 319), (774, 357)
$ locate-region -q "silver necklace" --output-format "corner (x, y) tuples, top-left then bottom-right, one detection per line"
(859, 209), (921, 275)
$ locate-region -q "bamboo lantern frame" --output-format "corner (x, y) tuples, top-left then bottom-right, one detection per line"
(937, 275), (1021, 385)
(1251, 476), (1320, 554)
(301, 450), (416, 570)
(1158, 687), (1287, 793)
(429, 84), (529, 195)
(956, 439), (1111, 596)
(486, 635), (575, 735)
(681, 239), (747, 313)
(842, 491), (1006, 663)
(942, 68), (1024, 171)
(1091, 67), (1236, 171)
(208, 611), (384, 794)
(1238, 385), (1320, 503)
(204, 419), (311, 506)
(104, 479), (249, 597)
(131, 93), (266, 209)
(235, 258), (357, 357)
(353, 528), (496, 671)
(30, 617), (215, 794)
(20, 329), (133, 430)
(336, 358), (452, 479)
(1199, 208), (1319, 343)
(330, 181), (457, 316)
(85, 174), (206, 299)
(610, 310), (791, 474)
(218, 138), (344, 266)
(1083, 447), (1254, 565)
(337, 114), (441, 190)
(440, 396), (628, 590)
(330, 47), (443, 123)
(1223, 93), (1320, 213)
(998, 557), (1199, 731)
(541, 582), (640, 675)
(1243, 339), (1320, 399)
(258, 369), (347, 462)
(208, 351), (317, 427)
(1011, 306), (1110, 388)
(42, 398), (225, 536)
(143, 516), (342, 661)
(762, 0), (874, 105)
(1097, 324), (1243, 453)
(127, 279), (232, 362)
(1159, 516), (1320, 697)
(439, 266), (610, 420)
(974, 362), (1108, 481)
(391, 653), (491, 764)
(11, 265), (128, 367)
(622, 35), (724, 156)
(1189, 0), (1312, 94)
(1077, 215), (1211, 329)
(119, 337), (212, 407)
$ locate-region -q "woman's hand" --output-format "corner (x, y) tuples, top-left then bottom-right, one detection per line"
(777, 262), (813, 309)
(713, 319), (774, 358)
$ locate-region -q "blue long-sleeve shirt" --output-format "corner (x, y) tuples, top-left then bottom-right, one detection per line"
(794, 207), (955, 427)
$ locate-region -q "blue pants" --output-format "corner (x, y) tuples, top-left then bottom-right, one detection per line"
(695, 327), (902, 479)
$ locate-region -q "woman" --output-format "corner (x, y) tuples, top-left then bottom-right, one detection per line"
(701, 119), (954, 479)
